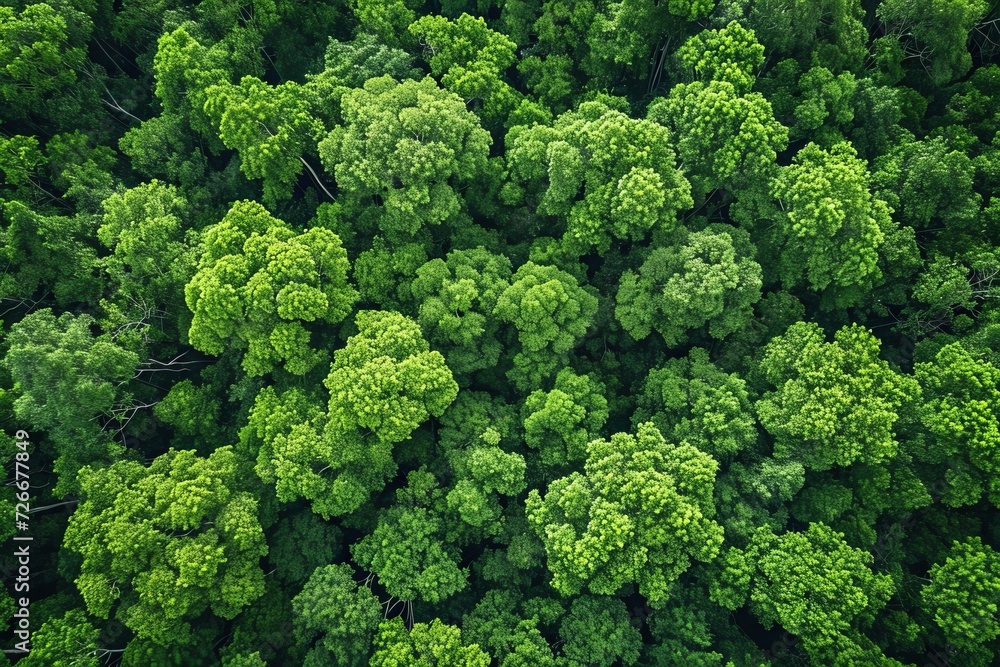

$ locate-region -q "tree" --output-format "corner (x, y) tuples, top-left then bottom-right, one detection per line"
(718, 523), (895, 664)
(558, 595), (642, 667)
(615, 225), (762, 347)
(634, 347), (757, 462)
(523, 368), (608, 471)
(526, 422), (723, 606)
(98, 180), (198, 345)
(493, 262), (599, 390)
(0, 3), (99, 128)
(243, 310), (458, 518)
(185, 200), (357, 376)
(764, 141), (895, 308)
(204, 77), (325, 204)
(292, 563), (382, 667)
(2, 309), (139, 492)
(370, 618), (492, 667)
(756, 322), (919, 471)
(408, 13), (519, 122)
(411, 247), (513, 379)
(878, 0), (990, 84)
(352, 470), (469, 604)
(62, 446), (268, 647)
(914, 342), (1000, 506)
(15, 609), (101, 667)
(317, 75), (493, 242)
(922, 537), (1000, 656)
(505, 100), (692, 254)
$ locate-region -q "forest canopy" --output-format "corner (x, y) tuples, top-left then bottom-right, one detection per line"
(1, 0), (1000, 665)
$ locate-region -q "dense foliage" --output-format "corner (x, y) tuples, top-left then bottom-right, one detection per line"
(1, 0), (999, 664)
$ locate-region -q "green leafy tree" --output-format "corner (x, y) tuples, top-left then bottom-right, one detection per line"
(63, 446), (268, 647)
(765, 141), (894, 308)
(98, 180), (198, 345)
(505, 100), (692, 254)
(522, 368), (608, 470)
(878, 0), (990, 84)
(292, 563), (382, 667)
(409, 13), (519, 121)
(411, 247), (513, 378)
(914, 342), (1000, 506)
(756, 322), (919, 471)
(185, 200), (357, 376)
(526, 422), (723, 606)
(558, 595), (642, 667)
(2, 309), (139, 492)
(0, 3), (98, 127)
(15, 609), (101, 667)
(243, 310), (458, 518)
(634, 347), (757, 461)
(615, 225), (762, 347)
(493, 262), (599, 390)
(922, 537), (1000, 656)
(204, 77), (325, 204)
(352, 470), (468, 603)
(718, 523), (895, 664)
(317, 75), (492, 242)
(370, 617), (492, 667)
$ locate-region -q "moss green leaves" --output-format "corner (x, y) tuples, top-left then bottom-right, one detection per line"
(63, 447), (267, 647)
(185, 200), (357, 376)
(757, 322), (918, 471)
(526, 422), (723, 606)
(317, 75), (492, 242)
(505, 100), (692, 254)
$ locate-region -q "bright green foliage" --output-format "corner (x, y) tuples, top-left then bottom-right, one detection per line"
(245, 310), (457, 518)
(648, 81), (787, 204)
(204, 77), (324, 204)
(153, 379), (222, 449)
(793, 66), (857, 135)
(325, 309), (458, 445)
(370, 617), (492, 667)
(526, 422), (723, 606)
(411, 247), (512, 378)
(522, 368), (608, 470)
(756, 322), (918, 471)
(494, 262), (599, 390)
(675, 22), (765, 94)
(914, 342), (1000, 506)
(505, 100), (692, 254)
(98, 180), (197, 343)
(352, 0), (420, 48)
(185, 200), (357, 376)
(921, 537), (1000, 653)
(317, 75), (492, 241)
(615, 225), (762, 347)
(152, 27), (235, 142)
(352, 473), (468, 603)
(878, 0), (989, 84)
(0, 3), (95, 126)
(292, 563), (382, 667)
(739, 523), (895, 663)
(559, 595), (642, 667)
(355, 237), (427, 310)
(634, 347), (756, 461)
(63, 446), (267, 646)
(447, 442), (527, 530)
(2, 309), (139, 491)
(44, 131), (118, 212)
(15, 609), (100, 667)
(409, 13), (518, 120)
(768, 142), (894, 307)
